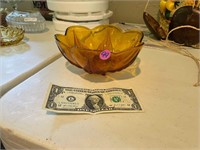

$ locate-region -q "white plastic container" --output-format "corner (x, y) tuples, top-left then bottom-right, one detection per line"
(46, 0), (112, 33)
(47, 0), (109, 13)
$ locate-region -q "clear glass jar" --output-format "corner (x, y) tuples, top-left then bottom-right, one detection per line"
(6, 10), (46, 33)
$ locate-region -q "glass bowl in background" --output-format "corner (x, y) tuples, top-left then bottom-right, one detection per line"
(0, 26), (24, 46)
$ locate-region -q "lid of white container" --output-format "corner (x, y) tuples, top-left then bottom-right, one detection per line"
(47, 0), (108, 13)
(53, 17), (109, 33)
(55, 10), (112, 21)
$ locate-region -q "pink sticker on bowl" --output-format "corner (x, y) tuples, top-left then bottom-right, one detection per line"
(100, 49), (111, 60)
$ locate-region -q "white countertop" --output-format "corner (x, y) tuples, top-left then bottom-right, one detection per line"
(0, 40), (199, 149)
(0, 21), (61, 97)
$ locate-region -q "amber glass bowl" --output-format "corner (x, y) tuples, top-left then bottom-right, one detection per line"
(55, 25), (144, 74)
(0, 26), (24, 46)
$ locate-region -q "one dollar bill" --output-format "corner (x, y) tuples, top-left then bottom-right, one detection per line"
(43, 84), (143, 114)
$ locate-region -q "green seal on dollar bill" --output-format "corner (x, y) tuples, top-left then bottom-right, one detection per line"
(111, 96), (121, 103)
